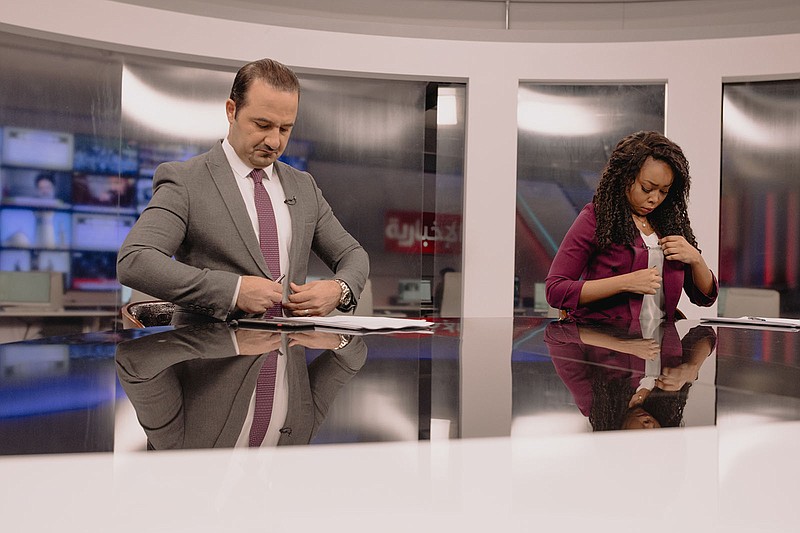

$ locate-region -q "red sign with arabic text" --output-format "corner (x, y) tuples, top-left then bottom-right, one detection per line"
(384, 211), (462, 254)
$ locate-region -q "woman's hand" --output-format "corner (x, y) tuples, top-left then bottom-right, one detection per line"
(579, 267), (660, 305)
(624, 267), (662, 295)
(659, 235), (701, 265)
(577, 327), (660, 360)
(657, 362), (700, 391)
(628, 388), (652, 408)
(659, 235), (715, 296)
(617, 338), (661, 360)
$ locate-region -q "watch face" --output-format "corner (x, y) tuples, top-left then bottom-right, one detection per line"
(336, 280), (351, 305)
(340, 291), (352, 306)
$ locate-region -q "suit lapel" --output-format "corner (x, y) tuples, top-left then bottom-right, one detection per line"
(206, 143), (270, 278)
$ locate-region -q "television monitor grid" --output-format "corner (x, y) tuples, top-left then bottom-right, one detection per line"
(0, 131), (221, 303)
(0, 127), (172, 304)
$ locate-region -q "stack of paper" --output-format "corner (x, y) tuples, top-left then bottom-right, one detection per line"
(283, 315), (435, 332)
(700, 316), (800, 330)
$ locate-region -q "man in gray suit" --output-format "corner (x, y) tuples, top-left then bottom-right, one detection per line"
(117, 58), (368, 325)
(116, 324), (367, 449)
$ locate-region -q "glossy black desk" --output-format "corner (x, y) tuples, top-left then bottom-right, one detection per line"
(2, 318), (800, 455)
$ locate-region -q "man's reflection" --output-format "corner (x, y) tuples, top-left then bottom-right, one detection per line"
(544, 320), (715, 431)
(115, 323), (366, 449)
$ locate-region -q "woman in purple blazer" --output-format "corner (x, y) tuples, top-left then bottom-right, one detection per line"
(545, 131), (717, 321)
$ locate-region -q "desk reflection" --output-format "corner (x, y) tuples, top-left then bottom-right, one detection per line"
(5, 318), (800, 457)
(115, 323), (367, 450)
(544, 320), (716, 431)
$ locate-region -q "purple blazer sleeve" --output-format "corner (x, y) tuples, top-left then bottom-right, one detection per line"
(683, 265), (718, 308)
(545, 204), (596, 312)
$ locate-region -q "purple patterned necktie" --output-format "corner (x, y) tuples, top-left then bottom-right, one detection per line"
(249, 351), (278, 447)
(249, 168), (282, 317)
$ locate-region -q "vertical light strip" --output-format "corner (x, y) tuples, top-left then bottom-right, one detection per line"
(437, 87), (458, 126)
(764, 192), (776, 286)
(787, 190), (799, 289)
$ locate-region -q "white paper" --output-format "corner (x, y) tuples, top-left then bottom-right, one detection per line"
(280, 315), (435, 331)
(700, 316), (800, 330)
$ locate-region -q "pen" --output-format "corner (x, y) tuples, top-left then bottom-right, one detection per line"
(747, 316), (766, 321)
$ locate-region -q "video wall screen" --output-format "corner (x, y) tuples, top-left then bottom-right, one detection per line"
(0, 125), (203, 292)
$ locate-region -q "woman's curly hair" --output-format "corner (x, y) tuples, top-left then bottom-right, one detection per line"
(593, 131), (697, 250)
(589, 374), (690, 431)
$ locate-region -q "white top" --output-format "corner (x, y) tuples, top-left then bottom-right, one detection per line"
(639, 230), (665, 321)
(637, 319), (664, 393)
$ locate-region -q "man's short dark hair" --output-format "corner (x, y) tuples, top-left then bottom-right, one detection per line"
(229, 58), (300, 116)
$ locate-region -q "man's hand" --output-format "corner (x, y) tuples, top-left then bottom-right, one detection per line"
(288, 330), (343, 349)
(234, 329), (283, 355)
(284, 280), (341, 317)
(236, 276), (283, 314)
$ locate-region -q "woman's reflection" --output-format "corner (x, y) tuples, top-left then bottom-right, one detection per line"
(544, 320), (715, 431)
(115, 323), (366, 449)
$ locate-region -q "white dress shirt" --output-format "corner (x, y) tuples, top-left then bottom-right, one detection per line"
(222, 139), (293, 310)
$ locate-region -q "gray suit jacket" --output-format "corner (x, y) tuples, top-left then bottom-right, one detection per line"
(115, 323), (367, 449)
(117, 142), (369, 323)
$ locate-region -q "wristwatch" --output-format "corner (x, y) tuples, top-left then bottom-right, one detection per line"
(334, 279), (355, 312)
(335, 334), (352, 350)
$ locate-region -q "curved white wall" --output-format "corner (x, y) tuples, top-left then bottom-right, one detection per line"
(2, 0), (799, 318)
